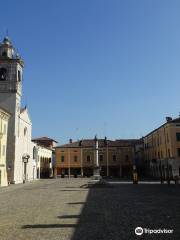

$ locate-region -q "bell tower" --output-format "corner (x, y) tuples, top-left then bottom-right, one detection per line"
(0, 36), (24, 99)
(0, 36), (24, 183)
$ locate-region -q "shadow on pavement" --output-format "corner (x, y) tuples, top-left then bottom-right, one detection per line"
(22, 224), (77, 229)
(20, 182), (180, 240)
(70, 183), (180, 240)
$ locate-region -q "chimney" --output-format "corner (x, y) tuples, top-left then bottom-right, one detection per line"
(69, 139), (72, 144)
(79, 140), (82, 146)
(104, 136), (108, 146)
(166, 117), (172, 122)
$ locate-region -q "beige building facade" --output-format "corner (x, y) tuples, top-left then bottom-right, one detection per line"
(55, 138), (142, 178)
(144, 117), (180, 179)
(0, 107), (10, 186)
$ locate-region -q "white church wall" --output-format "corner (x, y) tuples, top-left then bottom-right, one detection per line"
(13, 109), (36, 183)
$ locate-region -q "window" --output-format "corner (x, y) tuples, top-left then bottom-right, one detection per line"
(99, 155), (103, 161)
(158, 152), (160, 159)
(24, 127), (27, 136)
(33, 146), (36, 159)
(177, 148), (180, 157)
(0, 68), (7, 81)
(168, 149), (170, 158)
(61, 156), (65, 162)
(113, 155), (116, 161)
(2, 51), (7, 57)
(74, 156), (78, 162)
(87, 155), (91, 162)
(176, 133), (180, 141)
(18, 70), (21, 81)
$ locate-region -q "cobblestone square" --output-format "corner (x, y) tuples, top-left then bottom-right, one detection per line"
(0, 179), (180, 240)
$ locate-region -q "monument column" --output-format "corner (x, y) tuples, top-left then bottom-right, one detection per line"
(92, 135), (101, 180)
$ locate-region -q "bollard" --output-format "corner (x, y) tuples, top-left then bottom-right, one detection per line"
(133, 171), (138, 184)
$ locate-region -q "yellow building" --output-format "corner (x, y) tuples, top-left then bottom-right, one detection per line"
(55, 138), (142, 178)
(0, 107), (10, 187)
(144, 116), (180, 179)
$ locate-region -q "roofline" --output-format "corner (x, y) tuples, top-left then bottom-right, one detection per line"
(55, 138), (142, 149)
(32, 137), (58, 143)
(33, 142), (53, 151)
(144, 117), (180, 138)
(55, 145), (134, 149)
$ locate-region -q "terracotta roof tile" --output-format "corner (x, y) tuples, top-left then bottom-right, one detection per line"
(32, 136), (58, 143)
(56, 138), (142, 148)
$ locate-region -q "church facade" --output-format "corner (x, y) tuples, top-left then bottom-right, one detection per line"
(0, 107), (10, 186)
(0, 37), (36, 184)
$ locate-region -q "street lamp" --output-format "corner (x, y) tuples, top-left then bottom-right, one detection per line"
(22, 154), (30, 183)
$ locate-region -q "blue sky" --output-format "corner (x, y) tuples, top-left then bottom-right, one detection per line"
(1, 0), (180, 144)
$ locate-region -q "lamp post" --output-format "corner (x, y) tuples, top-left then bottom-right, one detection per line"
(22, 154), (30, 183)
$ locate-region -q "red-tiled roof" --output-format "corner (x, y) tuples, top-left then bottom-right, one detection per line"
(144, 117), (180, 137)
(32, 136), (58, 143)
(56, 138), (142, 148)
